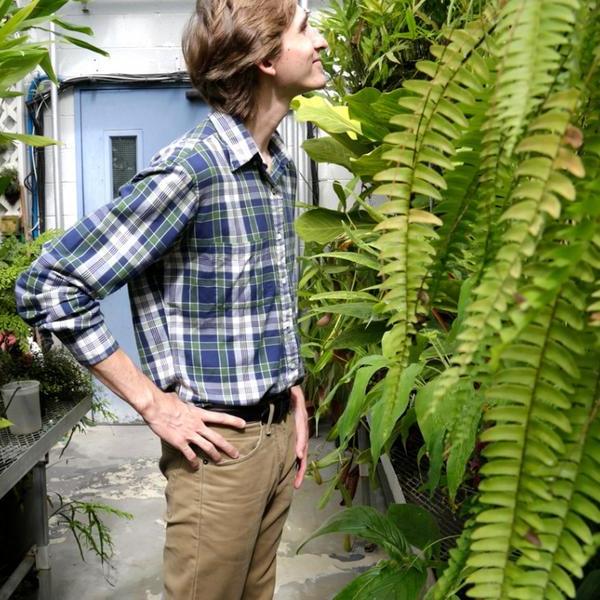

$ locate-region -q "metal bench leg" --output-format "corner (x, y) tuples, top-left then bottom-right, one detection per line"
(32, 459), (51, 600)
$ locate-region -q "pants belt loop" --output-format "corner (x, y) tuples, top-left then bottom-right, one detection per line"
(265, 403), (275, 436)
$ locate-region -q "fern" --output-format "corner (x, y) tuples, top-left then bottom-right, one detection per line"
(474, 0), (581, 274)
(465, 285), (583, 598)
(532, 358), (600, 599)
(428, 95), (489, 304)
(457, 104), (600, 597)
(429, 83), (585, 429)
(426, 522), (475, 600)
(372, 14), (494, 427)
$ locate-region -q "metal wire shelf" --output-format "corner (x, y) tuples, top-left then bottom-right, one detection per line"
(389, 443), (474, 559)
(0, 397), (92, 499)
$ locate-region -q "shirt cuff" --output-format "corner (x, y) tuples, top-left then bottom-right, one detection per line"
(55, 322), (120, 367)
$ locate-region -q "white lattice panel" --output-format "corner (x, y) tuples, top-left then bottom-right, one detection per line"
(0, 96), (21, 216)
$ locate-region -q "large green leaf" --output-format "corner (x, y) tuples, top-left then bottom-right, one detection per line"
(337, 355), (389, 447)
(334, 560), (426, 600)
(446, 387), (483, 500)
(345, 87), (393, 141)
(370, 362), (422, 465)
(351, 145), (390, 178)
(576, 570), (600, 600)
(302, 136), (355, 170)
(28, 0), (69, 20)
(52, 16), (93, 36)
(328, 322), (388, 350)
(0, 132), (57, 147)
(0, 51), (48, 89)
(297, 504), (409, 560)
(312, 302), (377, 320)
(58, 34), (109, 57)
(387, 503), (441, 552)
(291, 95), (363, 139)
(295, 207), (374, 244)
(0, 0), (39, 41)
(310, 250), (381, 271)
(0, 0), (13, 20)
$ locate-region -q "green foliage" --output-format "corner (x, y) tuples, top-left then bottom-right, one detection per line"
(0, 0), (106, 146)
(315, 0), (487, 98)
(295, 0), (600, 596)
(0, 231), (59, 348)
(49, 492), (133, 566)
(0, 165), (18, 196)
(0, 345), (91, 399)
(298, 503), (439, 600)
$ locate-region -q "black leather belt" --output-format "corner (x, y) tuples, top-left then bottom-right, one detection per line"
(201, 389), (291, 424)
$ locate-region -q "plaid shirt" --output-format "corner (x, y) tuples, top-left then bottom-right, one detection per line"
(16, 112), (304, 406)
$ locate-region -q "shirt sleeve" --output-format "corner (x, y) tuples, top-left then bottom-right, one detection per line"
(15, 161), (198, 367)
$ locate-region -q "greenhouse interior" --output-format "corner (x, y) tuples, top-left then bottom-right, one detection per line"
(1, 0), (600, 599)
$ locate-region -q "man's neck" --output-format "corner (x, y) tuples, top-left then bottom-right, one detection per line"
(244, 88), (291, 161)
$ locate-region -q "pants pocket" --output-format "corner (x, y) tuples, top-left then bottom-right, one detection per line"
(204, 422), (265, 466)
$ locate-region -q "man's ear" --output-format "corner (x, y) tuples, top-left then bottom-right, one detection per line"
(256, 58), (277, 77)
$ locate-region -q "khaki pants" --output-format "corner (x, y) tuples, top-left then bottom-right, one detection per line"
(159, 411), (296, 600)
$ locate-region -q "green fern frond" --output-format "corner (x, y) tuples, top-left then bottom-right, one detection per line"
(462, 284), (595, 599)
(492, 0), (579, 157)
(430, 88), (584, 418)
(531, 357), (600, 600)
(428, 95), (490, 305)
(473, 0), (581, 276)
(426, 522), (475, 600)
(373, 16), (493, 372)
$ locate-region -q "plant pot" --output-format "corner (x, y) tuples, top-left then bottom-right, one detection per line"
(1, 380), (42, 435)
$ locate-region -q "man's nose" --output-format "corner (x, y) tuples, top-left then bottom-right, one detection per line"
(314, 31), (328, 51)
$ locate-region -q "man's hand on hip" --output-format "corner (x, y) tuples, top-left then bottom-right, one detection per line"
(89, 350), (247, 470)
(290, 385), (309, 489)
(142, 392), (247, 469)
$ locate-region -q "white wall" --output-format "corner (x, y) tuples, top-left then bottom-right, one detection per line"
(42, 89), (77, 229)
(55, 0), (193, 77)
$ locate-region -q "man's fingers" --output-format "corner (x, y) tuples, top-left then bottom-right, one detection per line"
(181, 445), (200, 470)
(199, 426), (240, 460)
(296, 439), (307, 460)
(188, 434), (221, 463)
(294, 455), (307, 489)
(198, 407), (246, 429)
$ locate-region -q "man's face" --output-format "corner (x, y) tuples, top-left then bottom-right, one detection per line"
(271, 5), (328, 97)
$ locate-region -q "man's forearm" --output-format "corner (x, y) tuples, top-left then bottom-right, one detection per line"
(89, 348), (159, 418)
(88, 348), (246, 465)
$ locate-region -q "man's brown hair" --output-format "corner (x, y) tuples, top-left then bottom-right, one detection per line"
(182, 0), (297, 121)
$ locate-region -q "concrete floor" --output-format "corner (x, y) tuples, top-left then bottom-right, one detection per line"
(29, 423), (385, 599)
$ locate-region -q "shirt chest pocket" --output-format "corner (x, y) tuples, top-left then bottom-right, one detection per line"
(193, 190), (275, 246)
(167, 238), (278, 315)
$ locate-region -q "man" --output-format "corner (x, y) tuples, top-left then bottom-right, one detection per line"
(16, 1), (328, 598)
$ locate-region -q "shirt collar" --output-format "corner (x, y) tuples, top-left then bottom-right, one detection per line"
(208, 111), (291, 173)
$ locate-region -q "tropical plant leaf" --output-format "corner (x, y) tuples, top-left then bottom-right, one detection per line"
(370, 362), (422, 465)
(334, 560), (427, 600)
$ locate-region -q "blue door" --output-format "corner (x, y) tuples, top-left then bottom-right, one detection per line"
(77, 86), (209, 422)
